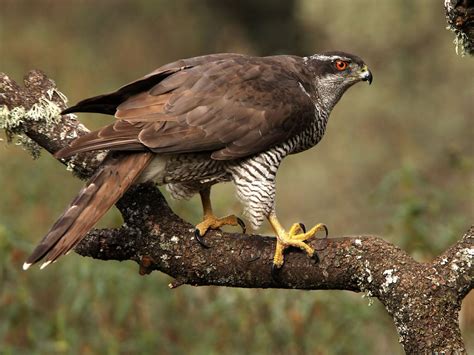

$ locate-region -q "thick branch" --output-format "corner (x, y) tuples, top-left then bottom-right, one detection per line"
(1, 71), (472, 354)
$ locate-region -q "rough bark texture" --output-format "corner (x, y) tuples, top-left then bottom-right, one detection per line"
(445, 0), (474, 55)
(1, 71), (473, 354)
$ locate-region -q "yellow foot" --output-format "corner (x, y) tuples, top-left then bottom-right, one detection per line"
(194, 214), (246, 248)
(272, 222), (328, 269)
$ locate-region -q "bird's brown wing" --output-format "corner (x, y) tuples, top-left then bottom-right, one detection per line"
(57, 54), (314, 160)
(60, 53), (246, 116)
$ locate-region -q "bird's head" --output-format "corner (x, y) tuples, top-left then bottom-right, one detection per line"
(304, 51), (372, 110)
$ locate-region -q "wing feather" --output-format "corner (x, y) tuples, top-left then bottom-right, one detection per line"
(58, 54), (314, 160)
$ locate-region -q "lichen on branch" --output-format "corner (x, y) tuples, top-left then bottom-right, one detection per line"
(0, 77), (66, 158)
(445, 0), (474, 56)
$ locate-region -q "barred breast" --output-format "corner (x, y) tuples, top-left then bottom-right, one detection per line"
(139, 153), (230, 200)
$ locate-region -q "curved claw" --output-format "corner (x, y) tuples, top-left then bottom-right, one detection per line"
(314, 224), (329, 251)
(237, 217), (246, 234)
(311, 251), (320, 264)
(194, 229), (211, 249)
(298, 222), (306, 234)
(271, 264), (282, 282)
(322, 224), (329, 238)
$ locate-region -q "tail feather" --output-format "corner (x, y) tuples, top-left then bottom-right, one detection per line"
(23, 151), (154, 270)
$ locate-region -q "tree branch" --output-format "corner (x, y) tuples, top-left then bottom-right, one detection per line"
(445, 0), (474, 56)
(1, 70), (472, 354)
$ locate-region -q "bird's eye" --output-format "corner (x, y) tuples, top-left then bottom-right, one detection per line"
(335, 60), (348, 71)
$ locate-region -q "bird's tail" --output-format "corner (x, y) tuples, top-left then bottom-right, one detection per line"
(23, 151), (154, 270)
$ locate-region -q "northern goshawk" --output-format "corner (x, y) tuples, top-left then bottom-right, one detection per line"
(23, 52), (372, 271)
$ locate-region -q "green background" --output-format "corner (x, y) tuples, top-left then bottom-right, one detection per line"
(1, 0), (472, 353)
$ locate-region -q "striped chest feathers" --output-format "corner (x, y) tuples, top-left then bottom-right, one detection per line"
(139, 153), (230, 185)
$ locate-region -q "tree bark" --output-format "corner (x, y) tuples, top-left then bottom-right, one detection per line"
(445, 0), (474, 55)
(1, 71), (472, 353)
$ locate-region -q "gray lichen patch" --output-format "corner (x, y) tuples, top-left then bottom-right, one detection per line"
(381, 268), (399, 293)
(15, 135), (41, 159)
(452, 32), (471, 56)
(446, 246), (474, 285)
(0, 88), (64, 131)
(444, 0), (474, 56)
(351, 258), (375, 305)
(0, 87), (66, 158)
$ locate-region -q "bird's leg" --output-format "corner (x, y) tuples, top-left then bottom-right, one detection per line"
(194, 186), (246, 247)
(268, 212), (328, 269)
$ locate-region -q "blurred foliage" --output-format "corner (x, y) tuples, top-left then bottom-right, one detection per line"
(373, 159), (471, 258)
(0, 0), (472, 353)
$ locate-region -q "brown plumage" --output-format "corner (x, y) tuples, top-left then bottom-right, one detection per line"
(24, 51), (372, 270)
(24, 152), (154, 269)
(56, 53), (313, 160)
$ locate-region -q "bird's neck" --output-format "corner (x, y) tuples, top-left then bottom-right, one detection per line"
(288, 105), (329, 155)
(315, 83), (347, 113)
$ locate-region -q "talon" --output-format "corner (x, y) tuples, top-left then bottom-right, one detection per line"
(298, 222), (306, 233)
(322, 224), (329, 238)
(237, 217), (246, 234)
(311, 251), (320, 263)
(314, 224), (329, 251)
(194, 229), (210, 248)
(197, 188), (244, 245)
(271, 264), (282, 282)
(268, 214), (327, 268)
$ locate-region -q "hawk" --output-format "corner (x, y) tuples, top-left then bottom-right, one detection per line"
(23, 52), (372, 271)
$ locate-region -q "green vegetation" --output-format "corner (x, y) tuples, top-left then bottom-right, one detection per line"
(1, 0), (472, 353)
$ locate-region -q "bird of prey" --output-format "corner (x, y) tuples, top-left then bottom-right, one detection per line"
(23, 52), (372, 271)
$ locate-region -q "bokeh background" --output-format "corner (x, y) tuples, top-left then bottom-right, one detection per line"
(1, 0), (472, 353)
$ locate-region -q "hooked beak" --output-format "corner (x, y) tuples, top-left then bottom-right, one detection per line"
(359, 65), (373, 85)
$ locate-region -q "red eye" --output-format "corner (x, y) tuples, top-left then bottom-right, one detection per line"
(335, 60), (348, 71)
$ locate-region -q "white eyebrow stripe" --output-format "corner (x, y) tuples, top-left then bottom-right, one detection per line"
(310, 54), (351, 62)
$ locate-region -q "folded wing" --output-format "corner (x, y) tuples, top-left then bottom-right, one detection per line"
(57, 54), (314, 160)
